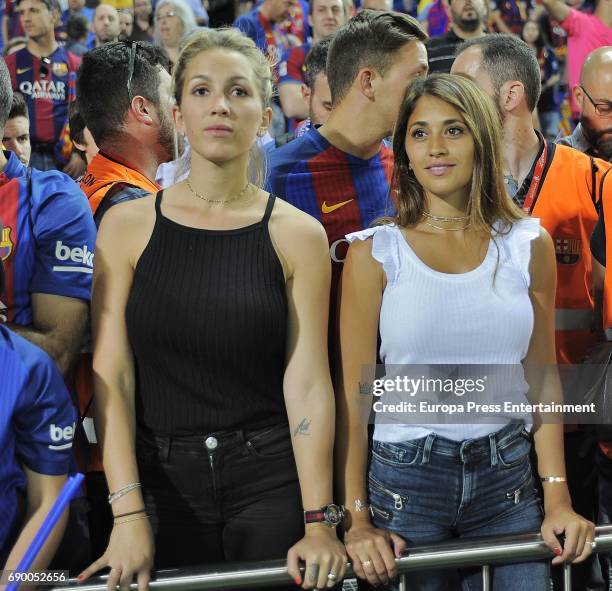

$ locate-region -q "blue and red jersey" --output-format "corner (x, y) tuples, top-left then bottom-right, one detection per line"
(4, 46), (80, 147)
(266, 127), (394, 345)
(234, 0), (308, 59)
(0, 151), (96, 326)
(0, 324), (76, 564)
(278, 41), (311, 86)
(3, 0), (24, 41)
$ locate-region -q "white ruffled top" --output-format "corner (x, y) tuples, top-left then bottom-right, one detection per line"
(346, 218), (541, 442)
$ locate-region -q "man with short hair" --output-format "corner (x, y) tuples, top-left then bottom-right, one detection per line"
(119, 8), (134, 40)
(60, 0), (94, 28)
(4, 0), (82, 175)
(560, 46), (612, 162)
(90, 3), (121, 48)
(278, 0), (345, 120)
(275, 37), (334, 146)
(267, 10), (428, 357)
(301, 37), (333, 130)
(130, 0), (153, 41)
(3, 92), (31, 165)
(540, 0), (612, 122)
(452, 34), (611, 591)
(77, 41), (174, 225)
(427, 0), (487, 73)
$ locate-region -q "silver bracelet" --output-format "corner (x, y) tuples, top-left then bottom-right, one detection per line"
(355, 499), (374, 516)
(108, 482), (141, 504)
(540, 476), (567, 483)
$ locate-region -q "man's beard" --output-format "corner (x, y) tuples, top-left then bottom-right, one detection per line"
(452, 8), (482, 32)
(157, 107), (176, 162)
(581, 115), (612, 162)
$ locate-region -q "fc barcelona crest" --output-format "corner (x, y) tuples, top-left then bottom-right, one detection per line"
(555, 238), (581, 265)
(52, 62), (68, 76)
(0, 226), (13, 261)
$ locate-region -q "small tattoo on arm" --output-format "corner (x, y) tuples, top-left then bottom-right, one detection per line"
(294, 417), (311, 436)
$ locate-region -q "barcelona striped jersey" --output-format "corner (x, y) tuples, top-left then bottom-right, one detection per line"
(4, 47), (80, 151)
(266, 127), (394, 354)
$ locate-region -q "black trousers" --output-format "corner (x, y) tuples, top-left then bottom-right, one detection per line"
(136, 422), (304, 586)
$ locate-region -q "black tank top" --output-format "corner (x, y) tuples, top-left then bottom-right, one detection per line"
(125, 191), (288, 435)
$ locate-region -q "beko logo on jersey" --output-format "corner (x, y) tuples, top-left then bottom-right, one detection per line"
(19, 80), (66, 101)
(53, 240), (94, 274)
(49, 422), (75, 450)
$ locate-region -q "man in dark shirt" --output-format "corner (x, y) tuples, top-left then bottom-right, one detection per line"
(427, 0), (487, 74)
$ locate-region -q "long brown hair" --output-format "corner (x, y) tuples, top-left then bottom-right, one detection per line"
(389, 73), (523, 234)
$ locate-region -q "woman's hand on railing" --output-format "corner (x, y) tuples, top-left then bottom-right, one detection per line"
(541, 505), (596, 565)
(343, 524), (406, 588)
(286, 525), (347, 589)
(77, 517), (155, 591)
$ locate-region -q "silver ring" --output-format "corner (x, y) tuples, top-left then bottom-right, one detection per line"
(328, 573), (337, 581)
(362, 560), (373, 568)
(587, 541), (597, 549)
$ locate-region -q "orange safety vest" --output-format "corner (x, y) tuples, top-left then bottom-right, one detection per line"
(80, 150), (160, 214)
(78, 150), (160, 472)
(531, 144), (609, 365)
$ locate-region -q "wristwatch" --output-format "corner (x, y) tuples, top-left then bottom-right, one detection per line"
(304, 503), (345, 527)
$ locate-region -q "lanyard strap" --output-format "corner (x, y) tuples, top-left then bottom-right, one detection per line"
(522, 140), (548, 213)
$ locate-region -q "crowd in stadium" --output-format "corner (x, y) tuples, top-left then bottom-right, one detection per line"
(0, 0), (612, 588)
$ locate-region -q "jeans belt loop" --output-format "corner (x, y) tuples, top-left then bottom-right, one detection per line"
(489, 432), (498, 467)
(421, 433), (435, 464)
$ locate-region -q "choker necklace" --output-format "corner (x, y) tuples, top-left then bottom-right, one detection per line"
(186, 178), (252, 205)
(422, 210), (470, 222)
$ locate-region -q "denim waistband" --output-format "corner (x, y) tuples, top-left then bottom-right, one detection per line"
(374, 421), (529, 466)
(136, 421), (290, 453)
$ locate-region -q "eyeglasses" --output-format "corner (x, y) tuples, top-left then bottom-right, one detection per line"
(580, 86), (612, 117)
(156, 11), (176, 20)
(126, 41), (137, 102)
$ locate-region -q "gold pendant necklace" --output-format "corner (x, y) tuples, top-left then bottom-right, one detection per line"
(186, 178), (252, 205)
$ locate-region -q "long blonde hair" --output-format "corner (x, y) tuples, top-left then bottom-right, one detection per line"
(389, 74), (523, 234)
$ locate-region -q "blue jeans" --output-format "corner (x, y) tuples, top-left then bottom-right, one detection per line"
(367, 422), (549, 591)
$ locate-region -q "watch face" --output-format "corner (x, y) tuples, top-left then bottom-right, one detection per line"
(324, 504), (343, 526)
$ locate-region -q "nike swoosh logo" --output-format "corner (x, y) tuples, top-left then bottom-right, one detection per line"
(16, 67), (31, 74)
(321, 199), (354, 214)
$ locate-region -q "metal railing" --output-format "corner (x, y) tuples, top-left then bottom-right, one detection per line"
(53, 525), (612, 591)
